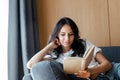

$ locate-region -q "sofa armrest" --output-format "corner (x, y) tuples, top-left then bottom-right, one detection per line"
(100, 46), (120, 63)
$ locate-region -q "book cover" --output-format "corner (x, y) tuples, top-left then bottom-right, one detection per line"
(63, 45), (95, 74)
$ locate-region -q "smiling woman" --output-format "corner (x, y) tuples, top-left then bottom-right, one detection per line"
(0, 0), (8, 80)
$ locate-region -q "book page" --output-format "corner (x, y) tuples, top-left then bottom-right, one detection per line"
(63, 57), (82, 74)
(63, 45), (95, 74)
(83, 45), (94, 58)
(84, 45), (95, 59)
(81, 45), (95, 70)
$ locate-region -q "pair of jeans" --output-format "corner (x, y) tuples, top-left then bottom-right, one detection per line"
(30, 60), (70, 80)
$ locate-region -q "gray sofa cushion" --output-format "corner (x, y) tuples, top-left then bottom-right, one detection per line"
(22, 73), (32, 80)
(100, 46), (120, 63)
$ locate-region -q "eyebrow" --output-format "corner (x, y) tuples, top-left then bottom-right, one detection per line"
(59, 32), (73, 33)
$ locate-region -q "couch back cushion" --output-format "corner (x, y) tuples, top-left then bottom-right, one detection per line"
(100, 46), (120, 63)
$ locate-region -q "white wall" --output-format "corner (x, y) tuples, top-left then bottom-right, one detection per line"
(0, 0), (8, 80)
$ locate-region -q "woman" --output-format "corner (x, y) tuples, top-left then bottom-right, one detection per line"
(23, 17), (113, 80)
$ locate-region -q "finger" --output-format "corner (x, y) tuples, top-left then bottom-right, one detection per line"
(75, 71), (90, 78)
(74, 73), (78, 75)
(56, 38), (61, 45)
(79, 70), (87, 73)
(82, 70), (87, 73)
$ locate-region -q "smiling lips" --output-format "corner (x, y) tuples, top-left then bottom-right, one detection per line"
(63, 42), (71, 45)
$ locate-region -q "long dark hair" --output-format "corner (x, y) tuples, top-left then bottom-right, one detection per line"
(48, 17), (85, 58)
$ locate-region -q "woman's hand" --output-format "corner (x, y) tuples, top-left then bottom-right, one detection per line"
(74, 70), (90, 78)
(49, 38), (61, 49)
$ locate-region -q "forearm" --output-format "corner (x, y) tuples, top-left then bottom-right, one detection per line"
(27, 44), (52, 69)
(87, 61), (112, 79)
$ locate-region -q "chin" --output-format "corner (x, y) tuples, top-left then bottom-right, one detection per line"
(63, 45), (71, 47)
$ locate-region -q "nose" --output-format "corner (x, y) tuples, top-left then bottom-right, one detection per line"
(65, 35), (70, 41)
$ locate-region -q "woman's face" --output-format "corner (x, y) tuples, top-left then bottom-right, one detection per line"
(58, 24), (74, 50)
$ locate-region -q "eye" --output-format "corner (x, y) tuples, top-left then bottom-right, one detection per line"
(68, 33), (74, 36)
(60, 34), (65, 36)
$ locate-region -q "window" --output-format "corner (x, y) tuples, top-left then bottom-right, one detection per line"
(0, 0), (8, 80)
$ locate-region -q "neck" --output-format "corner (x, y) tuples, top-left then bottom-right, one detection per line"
(62, 47), (71, 53)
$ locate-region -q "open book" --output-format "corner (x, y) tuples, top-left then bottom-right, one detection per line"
(63, 45), (95, 74)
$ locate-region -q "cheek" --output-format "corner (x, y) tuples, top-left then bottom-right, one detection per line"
(58, 37), (63, 43)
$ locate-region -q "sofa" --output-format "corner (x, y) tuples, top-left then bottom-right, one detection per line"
(100, 46), (120, 63)
(23, 46), (120, 80)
